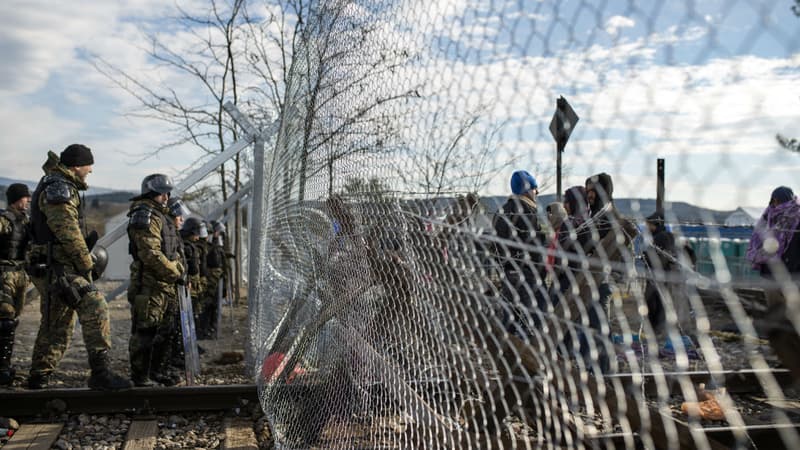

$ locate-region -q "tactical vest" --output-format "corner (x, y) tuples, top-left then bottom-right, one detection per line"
(0, 209), (29, 262)
(127, 203), (181, 263)
(30, 173), (85, 245)
(206, 243), (224, 269)
(181, 235), (200, 276)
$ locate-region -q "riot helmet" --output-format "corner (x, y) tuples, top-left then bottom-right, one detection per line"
(211, 220), (226, 234)
(167, 197), (191, 218)
(182, 217), (203, 236)
(199, 221), (209, 239)
(90, 245), (109, 280)
(140, 174), (174, 196)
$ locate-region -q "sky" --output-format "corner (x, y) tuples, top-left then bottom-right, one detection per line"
(0, 0), (798, 211)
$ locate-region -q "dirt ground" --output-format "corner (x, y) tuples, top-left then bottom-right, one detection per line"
(2, 280), (251, 390)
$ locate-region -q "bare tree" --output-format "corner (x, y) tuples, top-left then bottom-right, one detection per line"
(397, 107), (520, 198)
(92, 0), (251, 300)
(777, 134), (800, 153)
(244, 0), (420, 200)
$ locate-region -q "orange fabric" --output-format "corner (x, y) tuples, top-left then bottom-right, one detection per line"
(681, 392), (724, 421)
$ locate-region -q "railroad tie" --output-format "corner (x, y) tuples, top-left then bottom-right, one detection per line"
(4, 423), (63, 450)
(123, 420), (159, 450)
(223, 418), (258, 450)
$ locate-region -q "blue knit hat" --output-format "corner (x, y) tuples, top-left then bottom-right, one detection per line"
(510, 170), (538, 195)
(771, 186), (794, 205)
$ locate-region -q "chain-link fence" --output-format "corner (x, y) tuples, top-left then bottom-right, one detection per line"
(250, 1), (800, 448)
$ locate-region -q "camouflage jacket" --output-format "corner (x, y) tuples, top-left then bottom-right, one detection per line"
(127, 198), (183, 285)
(0, 207), (30, 265)
(29, 151), (92, 272)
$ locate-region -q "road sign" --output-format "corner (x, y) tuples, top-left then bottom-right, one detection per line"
(549, 96), (579, 149)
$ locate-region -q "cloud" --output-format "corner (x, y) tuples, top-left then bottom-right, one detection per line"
(605, 15), (635, 37)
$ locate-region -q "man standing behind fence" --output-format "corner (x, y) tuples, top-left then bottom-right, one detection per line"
(27, 145), (131, 390)
(127, 174), (184, 387)
(493, 170), (547, 335)
(577, 172), (637, 373)
(747, 186), (800, 380)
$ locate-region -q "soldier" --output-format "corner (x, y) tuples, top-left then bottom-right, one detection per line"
(194, 222), (210, 338)
(155, 196), (191, 385)
(180, 217), (203, 300)
(180, 217), (205, 355)
(0, 184), (32, 385)
(198, 221), (226, 338)
(27, 145), (131, 390)
(127, 174), (185, 387)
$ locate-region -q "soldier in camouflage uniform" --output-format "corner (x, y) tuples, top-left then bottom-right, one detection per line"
(197, 222), (225, 339)
(27, 145), (132, 390)
(181, 218), (205, 334)
(156, 196), (190, 384)
(0, 184), (32, 385)
(127, 174), (185, 387)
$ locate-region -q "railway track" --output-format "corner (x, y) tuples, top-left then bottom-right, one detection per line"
(0, 384), (258, 416)
(0, 384), (265, 450)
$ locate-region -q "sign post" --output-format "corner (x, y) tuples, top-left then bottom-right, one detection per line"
(549, 96), (579, 201)
(657, 158), (665, 214)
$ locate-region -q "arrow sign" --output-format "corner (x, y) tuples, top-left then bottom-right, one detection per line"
(549, 96), (579, 150)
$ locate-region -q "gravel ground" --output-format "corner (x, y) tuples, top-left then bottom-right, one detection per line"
(14, 407), (273, 450)
(0, 281), (267, 449)
(3, 280), (250, 389)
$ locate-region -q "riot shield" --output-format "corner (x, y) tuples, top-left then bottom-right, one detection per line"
(215, 279), (223, 340)
(178, 285), (201, 384)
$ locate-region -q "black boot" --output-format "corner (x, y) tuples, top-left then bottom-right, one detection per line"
(88, 350), (133, 391)
(0, 318), (16, 386)
(130, 328), (159, 387)
(27, 372), (50, 389)
(170, 317), (186, 372)
(150, 333), (181, 387)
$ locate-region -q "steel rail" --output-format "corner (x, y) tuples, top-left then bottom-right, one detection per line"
(0, 384), (258, 416)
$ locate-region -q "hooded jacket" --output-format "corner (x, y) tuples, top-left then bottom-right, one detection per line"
(493, 195), (546, 274)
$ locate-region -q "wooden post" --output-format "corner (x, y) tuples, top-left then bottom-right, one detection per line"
(657, 158), (665, 214)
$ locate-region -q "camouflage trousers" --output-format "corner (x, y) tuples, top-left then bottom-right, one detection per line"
(129, 279), (176, 377)
(196, 269), (223, 339)
(0, 266), (28, 320)
(29, 272), (112, 376)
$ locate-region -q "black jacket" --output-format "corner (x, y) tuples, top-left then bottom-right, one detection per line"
(493, 196), (545, 274)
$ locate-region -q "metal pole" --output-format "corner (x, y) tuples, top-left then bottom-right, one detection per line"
(657, 158), (665, 214)
(556, 140), (564, 202)
(245, 135), (266, 377)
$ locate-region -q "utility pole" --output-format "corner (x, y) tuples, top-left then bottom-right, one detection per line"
(549, 96), (579, 201)
(657, 158), (665, 214)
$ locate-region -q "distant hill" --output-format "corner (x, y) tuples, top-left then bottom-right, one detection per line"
(0, 176), (130, 200)
(480, 195), (737, 225)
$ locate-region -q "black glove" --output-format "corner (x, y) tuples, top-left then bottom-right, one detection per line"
(85, 230), (99, 251)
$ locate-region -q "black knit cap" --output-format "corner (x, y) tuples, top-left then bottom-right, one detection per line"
(6, 183), (31, 205)
(60, 144), (94, 167)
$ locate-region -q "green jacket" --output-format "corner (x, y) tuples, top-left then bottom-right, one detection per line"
(127, 198), (183, 285)
(29, 151), (92, 273)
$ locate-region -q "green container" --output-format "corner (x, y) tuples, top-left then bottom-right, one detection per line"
(720, 240), (738, 258)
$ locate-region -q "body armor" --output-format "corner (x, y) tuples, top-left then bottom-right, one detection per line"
(0, 210), (29, 262)
(30, 173), (83, 246)
(206, 243), (225, 269)
(128, 203), (182, 263)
